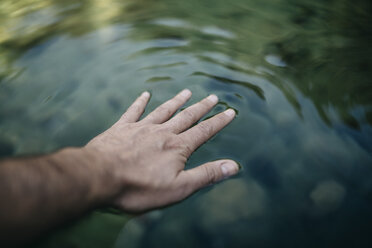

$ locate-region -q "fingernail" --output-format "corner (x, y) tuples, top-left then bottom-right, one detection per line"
(221, 161), (239, 177)
(207, 94), (218, 104)
(224, 109), (236, 117)
(180, 89), (192, 97)
(142, 91), (150, 98)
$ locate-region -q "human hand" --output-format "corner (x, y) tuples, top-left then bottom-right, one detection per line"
(85, 89), (239, 213)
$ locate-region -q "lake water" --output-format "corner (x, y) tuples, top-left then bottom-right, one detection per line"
(1, 0), (372, 247)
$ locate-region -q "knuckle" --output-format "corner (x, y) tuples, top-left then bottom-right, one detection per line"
(158, 105), (173, 117)
(162, 136), (182, 150)
(173, 97), (184, 106)
(137, 97), (145, 104)
(217, 112), (228, 122)
(131, 103), (142, 113)
(204, 165), (220, 184)
(181, 109), (195, 121)
(120, 122), (134, 130)
(139, 98), (147, 106)
(177, 142), (193, 158)
(155, 124), (168, 132)
(156, 124), (171, 134)
(183, 143), (193, 157)
(200, 99), (212, 109)
(198, 122), (214, 137)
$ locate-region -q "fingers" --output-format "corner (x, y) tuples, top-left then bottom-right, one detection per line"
(120, 91), (151, 123)
(164, 94), (219, 133)
(179, 109), (236, 156)
(142, 89), (192, 124)
(177, 159), (239, 197)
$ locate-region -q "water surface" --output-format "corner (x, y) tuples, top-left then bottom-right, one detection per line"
(1, 0), (372, 247)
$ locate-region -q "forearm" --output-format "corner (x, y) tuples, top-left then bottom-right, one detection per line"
(0, 147), (117, 245)
(0, 90), (238, 246)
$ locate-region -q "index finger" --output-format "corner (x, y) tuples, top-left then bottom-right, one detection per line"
(179, 109), (236, 156)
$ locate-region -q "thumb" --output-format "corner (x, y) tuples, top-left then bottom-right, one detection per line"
(178, 159), (240, 197)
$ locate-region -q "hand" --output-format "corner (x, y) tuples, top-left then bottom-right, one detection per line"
(85, 89), (239, 213)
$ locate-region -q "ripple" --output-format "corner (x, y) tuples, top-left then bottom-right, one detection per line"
(138, 62), (187, 71)
(127, 46), (179, 59)
(200, 26), (236, 39)
(145, 76), (173, 83)
(196, 55), (257, 75)
(151, 18), (191, 28)
(265, 54), (287, 67)
(190, 71), (265, 100)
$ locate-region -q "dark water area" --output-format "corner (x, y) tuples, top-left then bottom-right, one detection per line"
(1, 0), (372, 247)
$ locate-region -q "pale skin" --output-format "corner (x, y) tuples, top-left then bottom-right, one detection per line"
(0, 89), (239, 246)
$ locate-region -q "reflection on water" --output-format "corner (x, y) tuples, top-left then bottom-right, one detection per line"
(1, 0), (372, 247)
(190, 71), (265, 100)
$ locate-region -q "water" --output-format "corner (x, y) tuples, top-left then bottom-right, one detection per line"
(1, 0), (372, 247)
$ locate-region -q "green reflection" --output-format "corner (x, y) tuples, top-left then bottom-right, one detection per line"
(1, 0), (371, 128)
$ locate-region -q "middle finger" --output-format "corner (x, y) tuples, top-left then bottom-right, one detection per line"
(163, 94), (219, 133)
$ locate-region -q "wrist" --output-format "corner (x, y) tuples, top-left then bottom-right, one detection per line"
(56, 147), (122, 208)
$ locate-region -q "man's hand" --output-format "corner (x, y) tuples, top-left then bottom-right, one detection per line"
(86, 89), (239, 213)
(0, 89), (238, 246)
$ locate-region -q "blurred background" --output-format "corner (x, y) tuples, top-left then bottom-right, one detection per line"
(1, 0), (372, 247)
